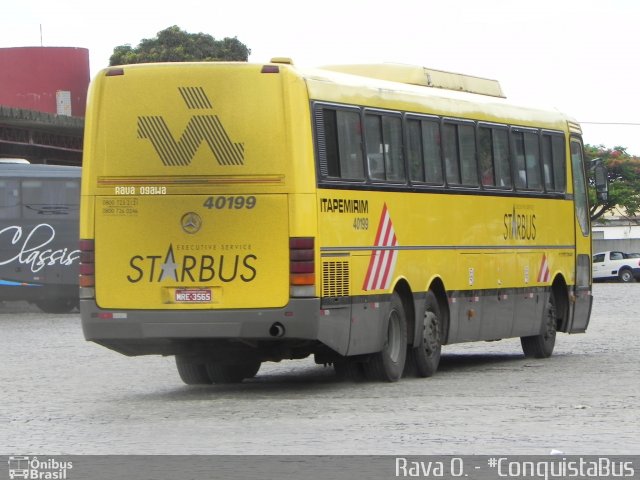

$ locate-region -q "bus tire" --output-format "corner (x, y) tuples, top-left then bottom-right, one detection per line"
(412, 291), (442, 377)
(362, 292), (407, 382)
(35, 298), (77, 314)
(206, 361), (261, 384)
(175, 355), (212, 385)
(521, 290), (557, 358)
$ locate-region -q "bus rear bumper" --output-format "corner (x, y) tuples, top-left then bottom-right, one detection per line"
(80, 298), (351, 357)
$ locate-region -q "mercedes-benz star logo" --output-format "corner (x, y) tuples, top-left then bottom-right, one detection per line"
(181, 212), (202, 234)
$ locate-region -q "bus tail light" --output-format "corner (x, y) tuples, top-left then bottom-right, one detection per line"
(290, 237), (315, 297)
(79, 239), (95, 299)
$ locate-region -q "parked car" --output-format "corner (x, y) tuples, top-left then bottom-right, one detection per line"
(592, 251), (640, 283)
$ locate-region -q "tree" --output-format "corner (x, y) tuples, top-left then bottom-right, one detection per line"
(584, 144), (640, 223)
(109, 26), (251, 66)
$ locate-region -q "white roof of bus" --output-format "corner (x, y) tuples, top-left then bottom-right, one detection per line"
(288, 61), (575, 131)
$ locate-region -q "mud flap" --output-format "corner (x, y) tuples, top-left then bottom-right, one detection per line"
(568, 285), (592, 333)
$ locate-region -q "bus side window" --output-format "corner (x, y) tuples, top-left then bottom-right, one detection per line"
(493, 128), (512, 188)
(443, 123), (460, 185)
(21, 179), (44, 219)
(321, 108), (364, 180)
(422, 120), (443, 184)
(512, 131), (527, 189)
(512, 129), (543, 191)
(383, 116), (405, 182)
(552, 136), (566, 192)
(407, 119), (425, 181)
(541, 134), (566, 193)
(524, 132), (542, 190)
(364, 113), (405, 183)
(0, 179), (20, 219)
(65, 180), (81, 205)
(478, 127), (495, 186)
(541, 134), (555, 191)
(365, 114), (385, 180)
(407, 118), (443, 185)
(459, 124), (478, 186)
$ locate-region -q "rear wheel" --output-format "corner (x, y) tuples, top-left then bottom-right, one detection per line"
(175, 355), (212, 385)
(206, 361), (261, 384)
(618, 269), (635, 283)
(521, 290), (557, 358)
(411, 291), (442, 377)
(362, 292), (407, 382)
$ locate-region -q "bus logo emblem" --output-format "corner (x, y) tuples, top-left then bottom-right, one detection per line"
(137, 87), (244, 167)
(181, 212), (202, 234)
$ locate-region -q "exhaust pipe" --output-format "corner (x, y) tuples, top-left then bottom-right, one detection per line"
(269, 322), (285, 337)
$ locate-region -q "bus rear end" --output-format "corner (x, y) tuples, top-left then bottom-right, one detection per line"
(80, 62), (329, 383)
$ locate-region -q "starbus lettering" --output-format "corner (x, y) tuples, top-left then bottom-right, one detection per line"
(127, 244), (257, 283)
(503, 206), (537, 241)
(320, 198), (369, 213)
(0, 224), (80, 273)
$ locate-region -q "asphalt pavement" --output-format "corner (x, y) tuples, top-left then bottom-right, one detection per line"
(1, 283), (638, 455)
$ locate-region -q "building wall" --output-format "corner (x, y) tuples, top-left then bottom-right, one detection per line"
(593, 239), (640, 254)
(0, 47), (89, 117)
(592, 225), (640, 240)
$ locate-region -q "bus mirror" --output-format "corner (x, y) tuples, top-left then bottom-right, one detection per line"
(593, 161), (608, 203)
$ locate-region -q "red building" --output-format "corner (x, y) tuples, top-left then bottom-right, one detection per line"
(0, 46), (89, 117)
(0, 47), (88, 165)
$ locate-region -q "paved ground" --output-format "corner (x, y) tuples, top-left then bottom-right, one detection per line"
(1, 283), (638, 455)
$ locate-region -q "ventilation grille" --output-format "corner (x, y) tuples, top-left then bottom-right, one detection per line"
(314, 107), (329, 177)
(322, 261), (350, 297)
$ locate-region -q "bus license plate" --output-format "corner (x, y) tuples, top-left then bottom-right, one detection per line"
(174, 289), (212, 303)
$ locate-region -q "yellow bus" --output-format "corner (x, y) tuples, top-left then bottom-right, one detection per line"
(79, 59), (604, 384)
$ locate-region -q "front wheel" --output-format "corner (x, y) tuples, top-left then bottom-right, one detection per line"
(521, 290), (558, 358)
(362, 292), (407, 382)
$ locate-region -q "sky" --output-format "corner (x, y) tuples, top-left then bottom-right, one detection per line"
(2, 0), (640, 154)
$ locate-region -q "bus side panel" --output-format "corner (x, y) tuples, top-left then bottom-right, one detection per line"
(347, 300), (388, 355)
(0, 169), (80, 306)
(318, 188), (577, 347)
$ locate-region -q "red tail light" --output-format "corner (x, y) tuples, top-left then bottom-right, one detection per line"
(290, 237), (315, 297)
(79, 239), (95, 296)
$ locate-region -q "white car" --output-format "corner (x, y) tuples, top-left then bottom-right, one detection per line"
(592, 251), (640, 283)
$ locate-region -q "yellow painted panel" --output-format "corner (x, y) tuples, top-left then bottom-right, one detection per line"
(94, 194), (289, 309)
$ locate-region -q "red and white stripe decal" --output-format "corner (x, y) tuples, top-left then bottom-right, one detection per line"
(537, 254), (550, 283)
(363, 203), (399, 291)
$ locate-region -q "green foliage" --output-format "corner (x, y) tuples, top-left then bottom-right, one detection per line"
(109, 25), (251, 66)
(584, 144), (640, 222)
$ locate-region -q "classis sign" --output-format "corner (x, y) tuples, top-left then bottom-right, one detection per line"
(0, 224), (80, 273)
